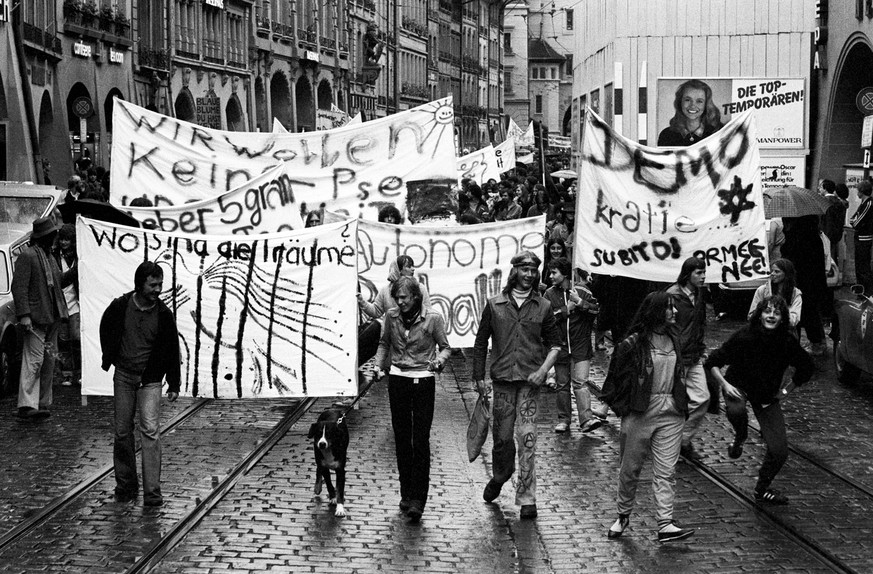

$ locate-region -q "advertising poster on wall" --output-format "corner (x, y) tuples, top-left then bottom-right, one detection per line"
(656, 78), (806, 149)
(759, 157), (807, 192)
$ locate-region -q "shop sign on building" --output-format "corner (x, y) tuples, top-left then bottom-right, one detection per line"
(204, 0), (224, 8)
(814, 0), (828, 71)
(0, 0), (8, 22)
(109, 48), (124, 64)
(196, 93), (222, 129)
(73, 41), (93, 58)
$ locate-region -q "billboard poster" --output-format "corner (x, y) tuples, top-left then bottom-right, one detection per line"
(656, 78), (805, 149)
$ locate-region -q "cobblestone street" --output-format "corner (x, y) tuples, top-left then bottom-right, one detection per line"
(1, 313), (872, 572)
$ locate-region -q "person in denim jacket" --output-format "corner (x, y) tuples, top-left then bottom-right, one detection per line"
(472, 251), (563, 520)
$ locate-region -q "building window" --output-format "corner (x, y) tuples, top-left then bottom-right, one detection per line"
(503, 31), (512, 52)
(566, 9), (574, 30)
(565, 54), (573, 76)
(551, 67), (557, 79)
(504, 70), (512, 93)
(531, 67), (538, 79)
(535, 95), (542, 113)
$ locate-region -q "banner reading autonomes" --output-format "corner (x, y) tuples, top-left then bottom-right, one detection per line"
(77, 217), (359, 398)
(573, 109), (768, 284)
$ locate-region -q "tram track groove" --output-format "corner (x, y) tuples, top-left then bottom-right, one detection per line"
(124, 396), (318, 574)
(0, 398), (212, 552)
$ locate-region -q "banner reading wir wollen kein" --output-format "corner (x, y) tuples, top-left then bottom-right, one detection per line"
(77, 217), (359, 398)
(110, 97), (458, 219)
(572, 109), (768, 284)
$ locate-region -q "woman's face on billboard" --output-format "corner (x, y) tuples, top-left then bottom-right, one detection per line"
(680, 88), (706, 123)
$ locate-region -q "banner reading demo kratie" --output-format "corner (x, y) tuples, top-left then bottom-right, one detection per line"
(77, 217), (359, 399)
(573, 109), (768, 284)
(110, 97), (458, 218)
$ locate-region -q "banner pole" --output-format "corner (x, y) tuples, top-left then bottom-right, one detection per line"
(540, 123), (546, 186)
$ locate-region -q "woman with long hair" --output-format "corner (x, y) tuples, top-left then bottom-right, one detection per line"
(600, 291), (693, 543)
(373, 277), (451, 522)
(748, 258), (802, 328)
(657, 79), (723, 147)
(705, 295), (813, 505)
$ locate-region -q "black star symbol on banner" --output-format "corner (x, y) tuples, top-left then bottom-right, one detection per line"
(717, 175), (756, 225)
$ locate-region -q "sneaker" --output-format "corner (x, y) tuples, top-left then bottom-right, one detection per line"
(554, 422), (569, 433)
(592, 408), (608, 422)
(754, 488), (789, 505)
(607, 514), (630, 539)
(716, 312), (728, 321)
(60, 379), (73, 387)
(727, 437), (744, 459)
(399, 498), (411, 512)
(519, 504), (537, 519)
(657, 521), (694, 543)
(483, 479), (502, 503)
(406, 500), (424, 522)
(680, 443), (701, 461)
(580, 419), (603, 433)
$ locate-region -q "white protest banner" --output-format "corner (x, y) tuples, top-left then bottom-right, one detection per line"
(573, 109), (768, 284)
(272, 118), (289, 133)
(506, 117), (525, 142)
(316, 108), (349, 131)
(78, 217), (359, 398)
(110, 97), (457, 210)
(520, 122), (535, 147)
(355, 215), (546, 346)
(457, 145), (500, 184)
(347, 113), (363, 126)
(493, 137), (517, 174)
(548, 134), (571, 149)
(656, 78), (806, 149)
(122, 163), (306, 233)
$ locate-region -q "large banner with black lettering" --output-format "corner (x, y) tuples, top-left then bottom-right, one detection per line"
(457, 145), (501, 184)
(573, 110), (768, 284)
(355, 215), (546, 346)
(110, 97), (457, 219)
(77, 217), (359, 398)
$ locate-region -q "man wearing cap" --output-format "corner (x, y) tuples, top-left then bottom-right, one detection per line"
(472, 251), (563, 520)
(12, 217), (77, 419)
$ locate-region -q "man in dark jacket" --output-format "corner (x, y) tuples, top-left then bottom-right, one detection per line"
(12, 217), (76, 419)
(100, 261), (180, 506)
(665, 257), (709, 460)
(472, 251), (563, 520)
(850, 179), (873, 295)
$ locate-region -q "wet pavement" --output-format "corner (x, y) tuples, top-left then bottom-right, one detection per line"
(1, 307), (872, 573)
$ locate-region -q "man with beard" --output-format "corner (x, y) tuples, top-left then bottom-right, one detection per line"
(472, 251), (563, 520)
(100, 261), (180, 507)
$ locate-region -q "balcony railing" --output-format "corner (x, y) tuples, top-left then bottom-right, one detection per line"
(176, 48), (200, 60)
(23, 22), (63, 54)
(401, 17), (427, 38)
(298, 28), (316, 44)
(138, 46), (170, 70)
(321, 36), (336, 50)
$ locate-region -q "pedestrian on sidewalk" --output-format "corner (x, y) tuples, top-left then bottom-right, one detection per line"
(100, 261), (180, 507)
(543, 258), (607, 433)
(665, 257), (710, 460)
(782, 215), (829, 355)
(705, 295), (813, 505)
(472, 250), (563, 520)
(373, 276), (451, 523)
(12, 217), (76, 419)
(850, 179), (873, 296)
(600, 291), (694, 543)
(54, 224), (80, 387)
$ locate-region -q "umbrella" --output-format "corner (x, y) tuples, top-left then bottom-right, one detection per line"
(550, 169), (577, 179)
(762, 186), (831, 219)
(58, 199), (141, 228)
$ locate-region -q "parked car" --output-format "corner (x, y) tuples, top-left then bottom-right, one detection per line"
(0, 183), (63, 396)
(832, 287), (873, 384)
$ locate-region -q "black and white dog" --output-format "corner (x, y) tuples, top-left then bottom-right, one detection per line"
(308, 408), (349, 517)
